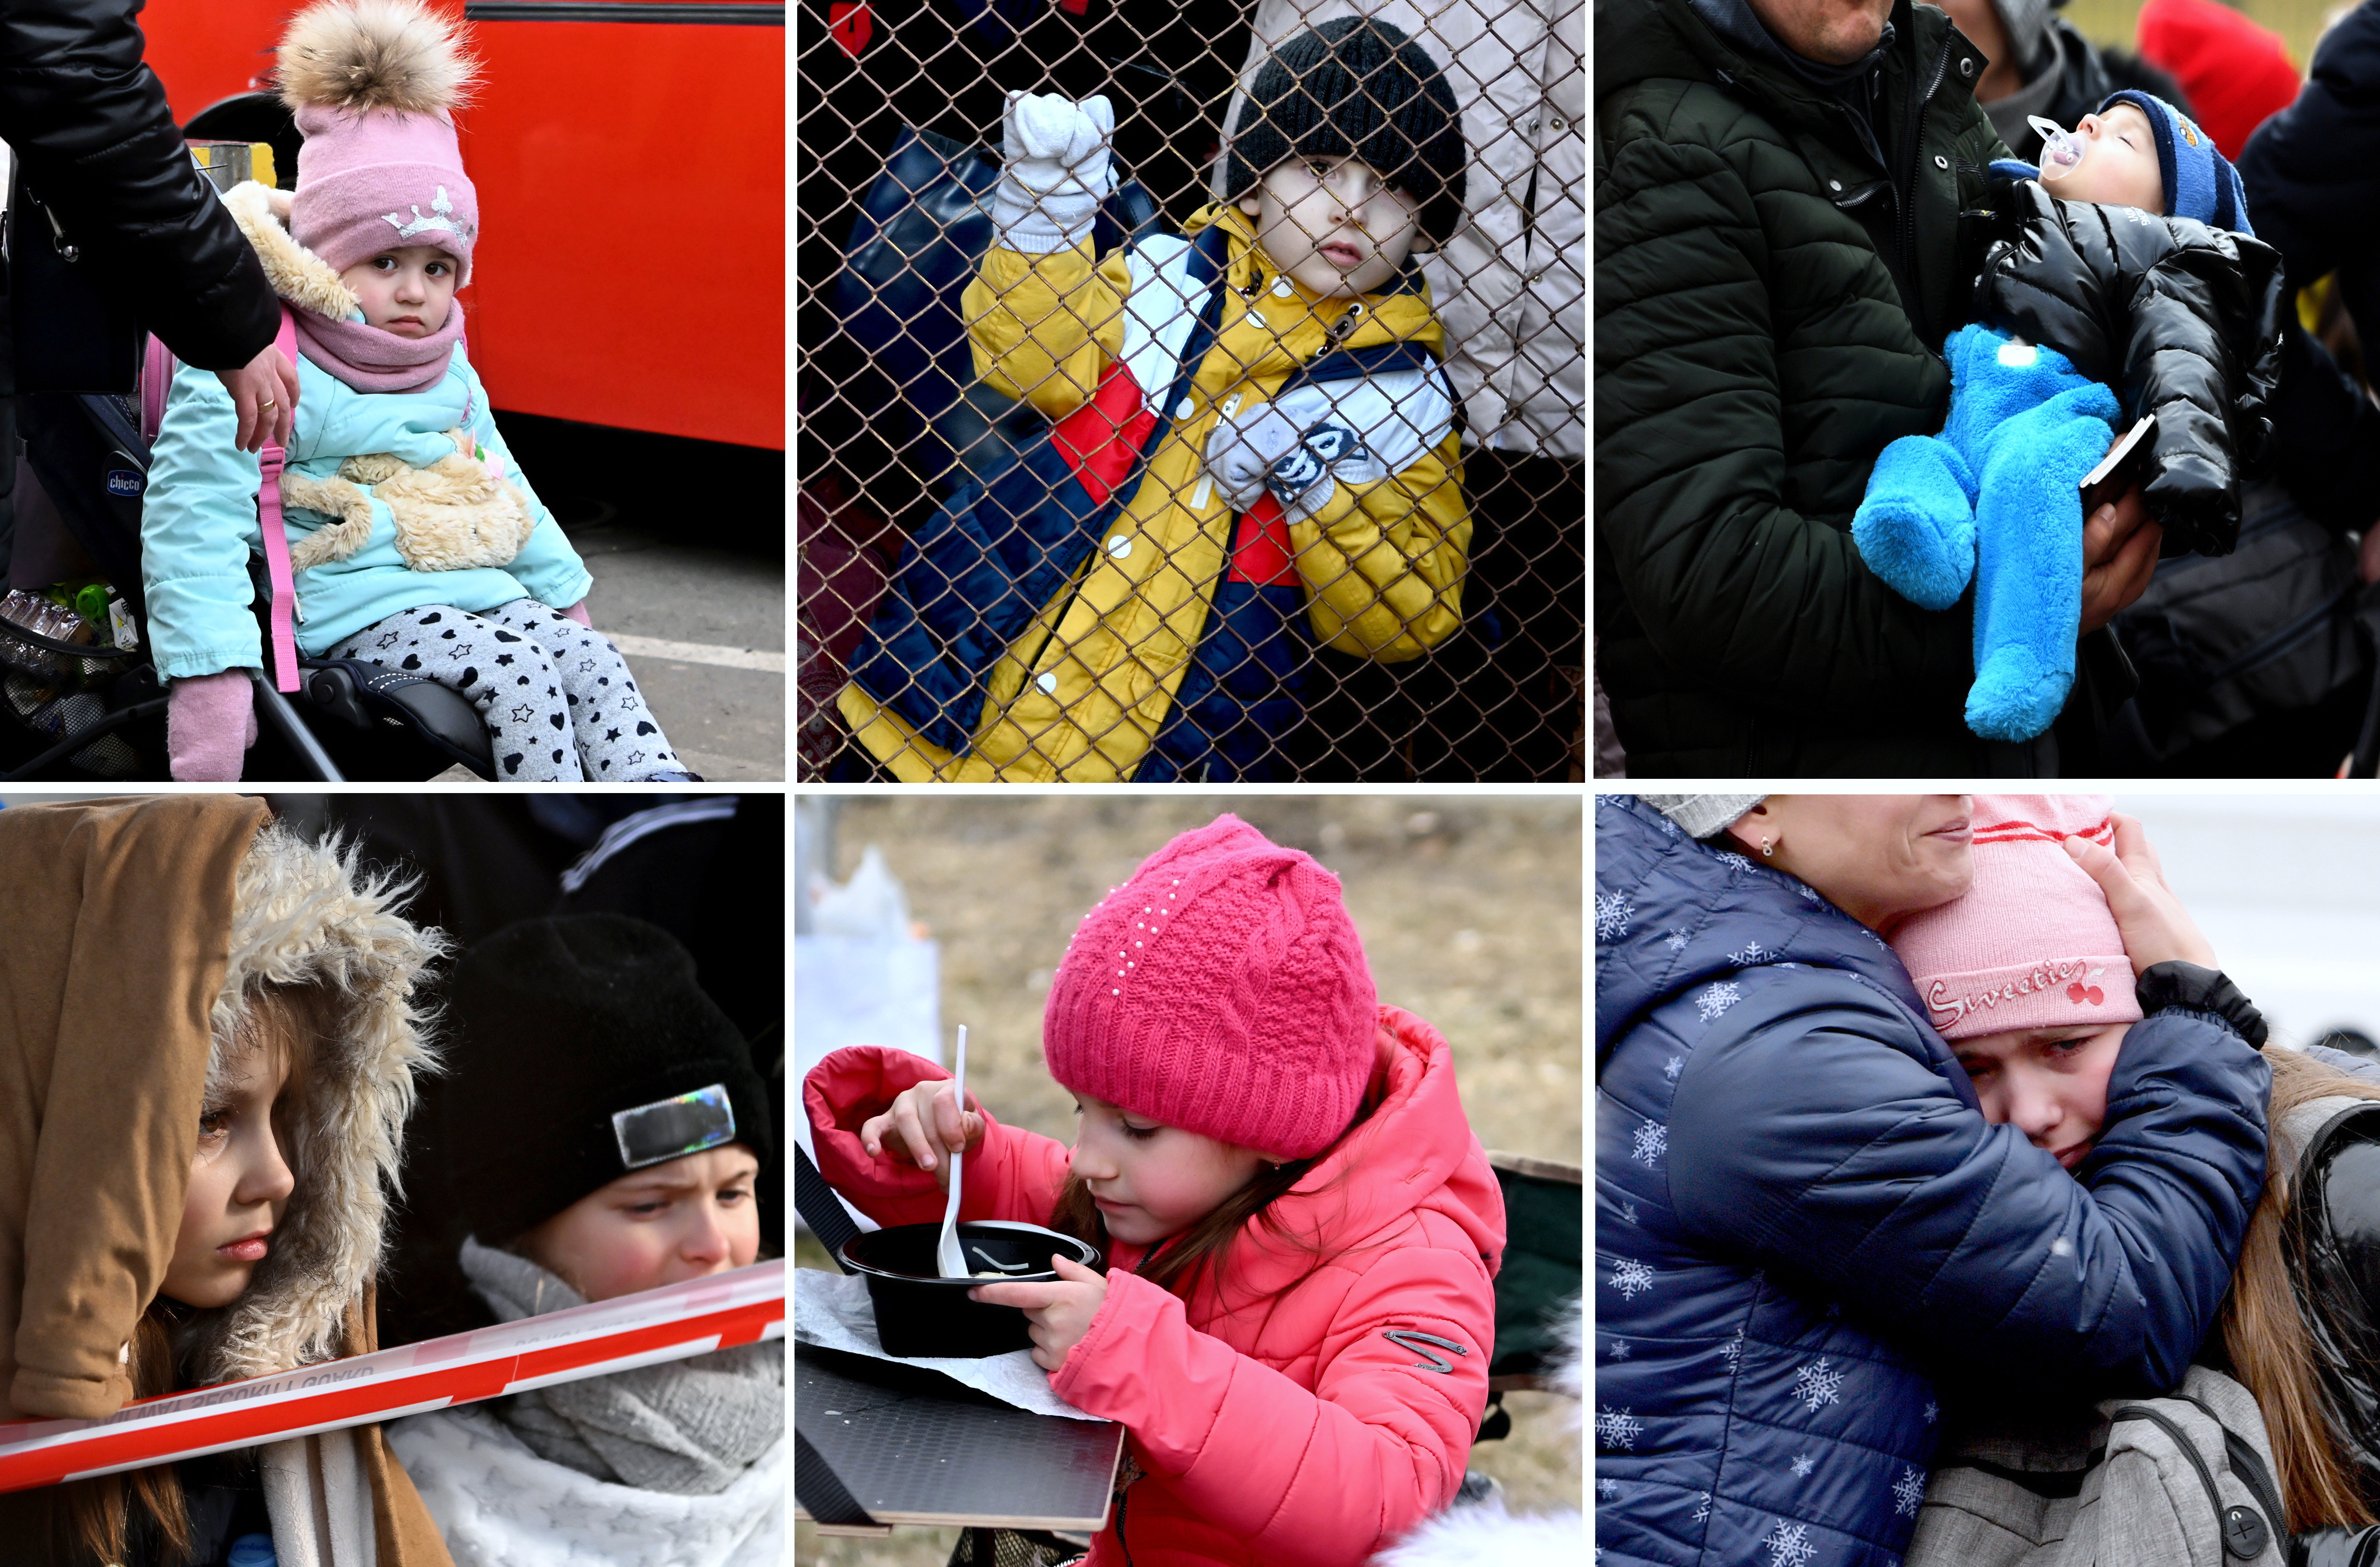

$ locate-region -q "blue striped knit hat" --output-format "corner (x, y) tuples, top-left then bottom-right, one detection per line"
(2100, 89), (2254, 236)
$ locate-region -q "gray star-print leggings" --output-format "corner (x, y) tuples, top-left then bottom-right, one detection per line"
(326, 599), (684, 780)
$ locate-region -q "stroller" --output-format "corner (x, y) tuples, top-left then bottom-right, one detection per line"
(1, 107), (497, 783)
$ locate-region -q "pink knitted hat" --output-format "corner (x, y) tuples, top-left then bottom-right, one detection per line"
(1889, 795), (2143, 1041)
(280, 0), (482, 285)
(1043, 815), (1378, 1161)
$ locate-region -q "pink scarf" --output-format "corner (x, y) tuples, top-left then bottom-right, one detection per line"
(289, 301), (466, 395)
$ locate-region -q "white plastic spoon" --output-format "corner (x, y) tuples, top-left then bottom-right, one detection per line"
(935, 1024), (969, 1278)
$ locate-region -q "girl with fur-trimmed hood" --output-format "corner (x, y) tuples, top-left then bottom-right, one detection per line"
(0, 795), (452, 1566)
(141, 0), (693, 785)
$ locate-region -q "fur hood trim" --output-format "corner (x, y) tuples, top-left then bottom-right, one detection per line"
(185, 823), (448, 1387)
(279, 0), (478, 117)
(223, 180), (360, 321)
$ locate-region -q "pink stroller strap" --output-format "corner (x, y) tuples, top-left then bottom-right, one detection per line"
(257, 307), (301, 693)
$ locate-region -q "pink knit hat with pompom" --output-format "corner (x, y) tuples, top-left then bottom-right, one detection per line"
(1889, 794), (2143, 1042)
(280, 0), (482, 285)
(1043, 815), (1378, 1161)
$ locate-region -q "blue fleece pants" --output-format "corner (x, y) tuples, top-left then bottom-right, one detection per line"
(1852, 323), (2121, 742)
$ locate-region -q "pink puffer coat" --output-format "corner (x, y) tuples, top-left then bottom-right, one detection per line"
(804, 1007), (1506, 1567)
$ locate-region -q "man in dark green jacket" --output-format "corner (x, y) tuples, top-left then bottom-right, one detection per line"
(1596, 0), (2162, 774)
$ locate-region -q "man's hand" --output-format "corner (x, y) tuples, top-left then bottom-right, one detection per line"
(2078, 482), (2160, 635)
(215, 343), (299, 454)
(971, 1254), (1109, 1372)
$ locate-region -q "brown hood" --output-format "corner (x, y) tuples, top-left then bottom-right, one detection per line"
(0, 796), (447, 1416)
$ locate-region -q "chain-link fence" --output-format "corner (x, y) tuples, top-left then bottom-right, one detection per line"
(796, 0), (1583, 781)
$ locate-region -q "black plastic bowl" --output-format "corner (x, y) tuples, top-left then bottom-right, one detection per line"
(839, 1220), (1102, 1358)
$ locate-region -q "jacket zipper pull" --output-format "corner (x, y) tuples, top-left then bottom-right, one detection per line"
(1188, 392), (1244, 513)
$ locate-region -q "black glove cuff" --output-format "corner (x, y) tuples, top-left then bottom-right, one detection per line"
(2136, 961), (2268, 1047)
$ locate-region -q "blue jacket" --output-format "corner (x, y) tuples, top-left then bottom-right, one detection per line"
(142, 344), (590, 681)
(1594, 794), (2271, 1567)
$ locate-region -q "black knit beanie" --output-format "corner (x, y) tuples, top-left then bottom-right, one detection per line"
(1226, 16), (1467, 246)
(441, 914), (775, 1246)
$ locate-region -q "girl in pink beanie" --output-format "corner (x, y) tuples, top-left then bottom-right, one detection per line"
(141, 0), (692, 782)
(1891, 794), (2260, 1170)
(805, 814), (1509, 1567)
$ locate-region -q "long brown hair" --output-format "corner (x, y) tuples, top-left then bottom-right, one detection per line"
(53, 982), (334, 1567)
(1050, 1078), (1387, 1306)
(59, 1301), (198, 1566)
(2223, 1049), (2380, 1533)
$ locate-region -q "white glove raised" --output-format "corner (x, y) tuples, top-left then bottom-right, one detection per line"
(1201, 405), (1308, 512)
(991, 91), (1116, 252)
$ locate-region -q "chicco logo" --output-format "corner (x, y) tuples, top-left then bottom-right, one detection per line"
(104, 469), (143, 498)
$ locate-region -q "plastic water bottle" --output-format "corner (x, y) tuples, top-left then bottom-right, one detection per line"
(228, 1534), (278, 1567)
(2029, 116), (2087, 178)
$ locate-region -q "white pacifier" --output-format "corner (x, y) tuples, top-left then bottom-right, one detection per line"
(2029, 116), (2087, 179)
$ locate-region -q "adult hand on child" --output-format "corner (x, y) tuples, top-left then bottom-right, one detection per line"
(215, 342), (299, 455)
(165, 669), (260, 782)
(1202, 405), (1306, 511)
(992, 91), (1116, 248)
(972, 1254), (1108, 1372)
(2078, 483), (2161, 634)
(2062, 813), (2219, 971)
(858, 1078), (984, 1194)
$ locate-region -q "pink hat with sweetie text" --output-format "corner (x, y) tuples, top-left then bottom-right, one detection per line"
(1888, 794), (2143, 1041)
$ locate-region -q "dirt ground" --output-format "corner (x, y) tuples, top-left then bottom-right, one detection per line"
(795, 794), (1581, 1565)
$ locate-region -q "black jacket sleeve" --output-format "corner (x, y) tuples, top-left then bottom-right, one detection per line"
(1970, 178), (2287, 557)
(2237, 3), (2380, 532)
(0, 0), (278, 370)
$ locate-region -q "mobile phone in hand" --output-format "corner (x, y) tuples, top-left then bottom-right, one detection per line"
(2079, 414), (2157, 517)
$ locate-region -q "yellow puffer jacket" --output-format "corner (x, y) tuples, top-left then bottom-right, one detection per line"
(838, 202), (1471, 782)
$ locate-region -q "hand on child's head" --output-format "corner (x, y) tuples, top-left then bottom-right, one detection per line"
(2039, 103), (2166, 214)
(1239, 154), (1423, 300)
(339, 244), (459, 337)
(163, 1040), (296, 1309)
(512, 1142), (761, 1301)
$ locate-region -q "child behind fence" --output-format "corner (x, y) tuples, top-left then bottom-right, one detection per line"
(839, 17), (1473, 782)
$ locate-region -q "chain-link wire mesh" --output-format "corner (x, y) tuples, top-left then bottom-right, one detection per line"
(797, 0), (1583, 781)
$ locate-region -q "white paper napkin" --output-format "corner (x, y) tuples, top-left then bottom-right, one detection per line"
(793, 1266), (1105, 1422)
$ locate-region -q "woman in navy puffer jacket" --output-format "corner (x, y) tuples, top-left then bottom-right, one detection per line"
(1595, 793), (2272, 1567)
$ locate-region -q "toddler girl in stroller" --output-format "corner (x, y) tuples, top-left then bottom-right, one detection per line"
(142, 0), (694, 781)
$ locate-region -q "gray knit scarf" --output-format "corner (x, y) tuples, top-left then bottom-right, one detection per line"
(459, 1237), (783, 1495)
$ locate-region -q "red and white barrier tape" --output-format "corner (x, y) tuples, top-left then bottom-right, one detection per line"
(0, 1258), (784, 1493)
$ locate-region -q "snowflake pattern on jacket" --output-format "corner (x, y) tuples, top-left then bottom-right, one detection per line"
(1595, 793), (2273, 1567)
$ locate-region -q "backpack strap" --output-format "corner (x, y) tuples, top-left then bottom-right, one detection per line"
(257, 306), (302, 694)
(139, 334), (177, 447)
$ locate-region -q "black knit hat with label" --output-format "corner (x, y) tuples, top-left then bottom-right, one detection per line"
(441, 914), (774, 1245)
(1225, 16), (1467, 245)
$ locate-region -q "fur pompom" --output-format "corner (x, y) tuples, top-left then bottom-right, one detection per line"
(278, 0), (478, 116)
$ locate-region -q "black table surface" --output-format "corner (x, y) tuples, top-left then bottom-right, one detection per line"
(795, 1341), (1124, 1531)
